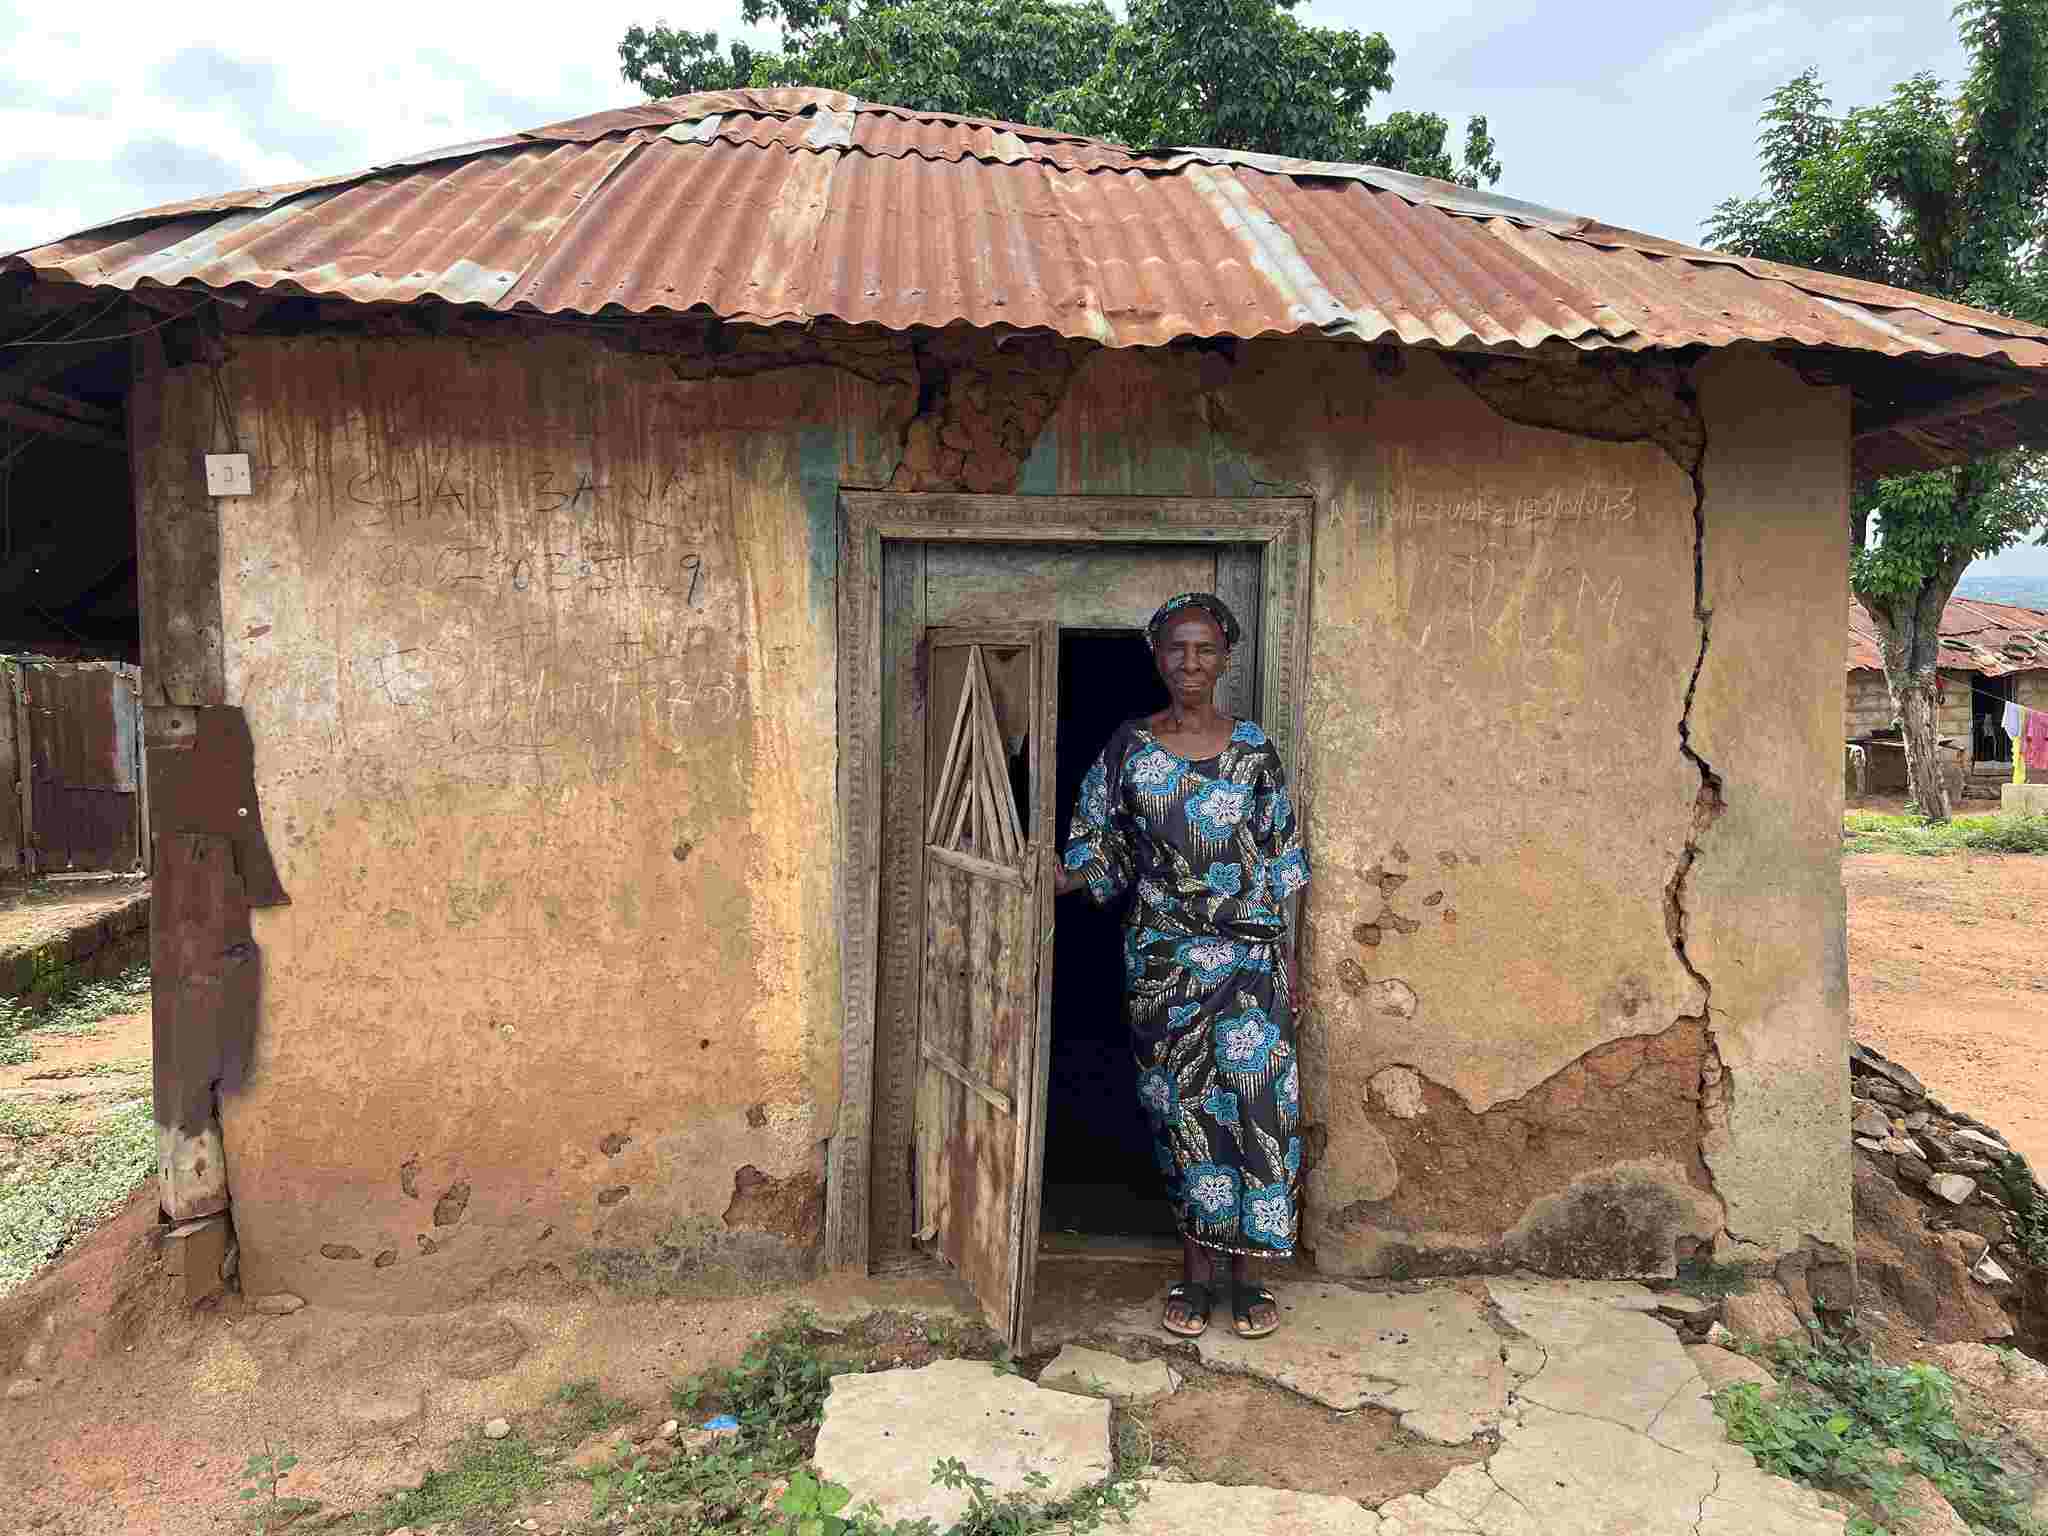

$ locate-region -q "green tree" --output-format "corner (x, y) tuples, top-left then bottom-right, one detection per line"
(1707, 2), (2048, 820)
(618, 0), (1501, 186)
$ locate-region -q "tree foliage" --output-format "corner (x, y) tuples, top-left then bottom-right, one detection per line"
(619, 0), (1501, 186)
(1706, 0), (2048, 818)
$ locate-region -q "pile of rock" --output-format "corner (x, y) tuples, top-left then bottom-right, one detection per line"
(1850, 1042), (2042, 1348)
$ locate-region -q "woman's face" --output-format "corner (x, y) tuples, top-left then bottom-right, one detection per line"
(1154, 610), (1229, 707)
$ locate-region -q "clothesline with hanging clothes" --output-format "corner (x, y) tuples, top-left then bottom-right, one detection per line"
(2001, 697), (2048, 783)
(1852, 675), (2048, 782)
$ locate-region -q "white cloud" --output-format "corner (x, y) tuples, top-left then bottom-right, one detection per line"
(1649, 6), (1791, 77)
(0, 0), (770, 252)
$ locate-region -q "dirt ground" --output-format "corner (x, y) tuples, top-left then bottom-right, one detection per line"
(1845, 850), (2048, 1170)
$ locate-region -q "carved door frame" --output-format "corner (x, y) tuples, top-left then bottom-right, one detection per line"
(825, 492), (1315, 1272)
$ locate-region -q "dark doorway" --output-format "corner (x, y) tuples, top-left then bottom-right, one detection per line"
(1973, 673), (2015, 763)
(1041, 630), (1177, 1239)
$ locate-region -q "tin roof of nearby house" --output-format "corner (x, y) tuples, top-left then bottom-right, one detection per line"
(1848, 597), (2048, 676)
(11, 89), (2048, 472)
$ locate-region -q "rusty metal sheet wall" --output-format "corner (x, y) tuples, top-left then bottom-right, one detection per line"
(18, 660), (142, 871)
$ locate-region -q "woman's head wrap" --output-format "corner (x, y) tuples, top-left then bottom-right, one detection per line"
(1146, 592), (1241, 650)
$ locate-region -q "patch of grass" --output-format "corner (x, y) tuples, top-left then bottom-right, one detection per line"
(1673, 1256), (1753, 1299)
(612, 1309), (1146, 1535)
(0, 1099), (51, 1138)
(1844, 810), (2048, 856)
(367, 1432), (549, 1533)
(551, 1377), (637, 1438)
(1990, 1155), (2048, 1268)
(1715, 1326), (2038, 1535)
(0, 962), (151, 1065)
(0, 1095), (155, 1295)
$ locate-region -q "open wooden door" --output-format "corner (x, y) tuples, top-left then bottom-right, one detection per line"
(913, 623), (1057, 1352)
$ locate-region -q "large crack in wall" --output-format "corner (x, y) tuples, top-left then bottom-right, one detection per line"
(1343, 354), (1744, 1269)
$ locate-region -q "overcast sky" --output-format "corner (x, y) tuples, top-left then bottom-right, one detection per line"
(1, 0), (2041, 572)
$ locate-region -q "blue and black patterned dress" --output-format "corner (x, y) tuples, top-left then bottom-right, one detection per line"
(1062, 718), (1310, 1257)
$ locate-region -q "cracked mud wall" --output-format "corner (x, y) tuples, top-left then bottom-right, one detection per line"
(1684, 350), (1854, 1257)
(144, 323), (1853, 1304)
(167, 328), (915, 1310)
(1024, 342), (1767, 1274)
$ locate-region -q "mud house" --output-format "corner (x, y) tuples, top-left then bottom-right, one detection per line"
(1845, 598), (2048, 798)
(9, 88), (2048, 1345)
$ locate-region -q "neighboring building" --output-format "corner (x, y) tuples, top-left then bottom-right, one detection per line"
(1847, 598), (2048, 797)
(10, 89), (2048, 1344)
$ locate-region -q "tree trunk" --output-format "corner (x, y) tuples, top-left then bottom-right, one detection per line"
(1860, 566), (1969, 823)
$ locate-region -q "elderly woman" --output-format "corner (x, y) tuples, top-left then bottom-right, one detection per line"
(1053, 593), (1310, 1340)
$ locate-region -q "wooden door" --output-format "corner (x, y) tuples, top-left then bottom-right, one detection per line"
(913, 623), (1057, 1351)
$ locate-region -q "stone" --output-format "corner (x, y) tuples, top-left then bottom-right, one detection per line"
(1887, 1474), (1973, 1536)
(1928, 1344), (2048, 1461)
(1950, 1128), (2008, 1156)
(252, 1293), (305, 1315)
(1167, 1283), (1512, 1443)
(1853, 1044), (1925, 1098)
(1113, 1482), (1383, 1534)
(658, 1419), (678, 1440)
(1879, 1137), (1917, 1156)
(1896, 1153), (1934, 1186)
(811, 1359), (1110, 1530)
(1653, 1292), (1719, 1319)
(1037, 1347), (1176, 1404)
(1706, 1321), (1737, 1348)
(1852, 1105), (1893, 1140)
(1929, 1174), (1977, 1205)
(4, 1380), (40, 1399)
(1935, 1157), (1994, 1175)
(1904, 1111), (1932, 1132)
(1855, 1137), (1887, 1153)
(1685, 1344), (1779, 1398)
(1854, 1161), (2013, 1343)
(1723, 1288), (1808, 1348)
(1950, 1232), (1990, 1264)
(1369, 1066), (1426, 1120)
(1391, 1400), (1846, 1536)
(1486, 1280), (1697, 1433)
(1859, 1081), (1905, 1106)
(482, 1418), (511, 1440)
(1972, 1256), (2012, 1286)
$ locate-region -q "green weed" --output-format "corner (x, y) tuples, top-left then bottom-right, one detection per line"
(0, 1099), (50, 1138)
(933, 1456), (1145, 1535)
(0, 962), (151, 1064)
(550, 1377), (637, 1437)
(1843, 810), (2048, 856)
(235, 1441), (319, 1530)
(368, 1432), (548, 1532)
(1990, 1155), (2048, 1268)
(673, 1308), (846, 1434)
(1715, 1327), (2035, 1534)
(0, 1096), (156, 1294)
(1673, 1255), (1753, 1299)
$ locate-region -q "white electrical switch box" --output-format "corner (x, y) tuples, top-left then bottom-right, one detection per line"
(204, 453), (252, 496)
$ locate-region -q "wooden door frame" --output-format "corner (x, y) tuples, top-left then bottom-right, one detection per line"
(825, 492), (1316, 1272)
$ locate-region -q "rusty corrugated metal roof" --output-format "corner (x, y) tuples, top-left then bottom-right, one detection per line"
(1848, 597), (2048, 675)
(15, 89), (2048, 441)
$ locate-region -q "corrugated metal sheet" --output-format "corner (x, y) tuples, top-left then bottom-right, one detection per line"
(1848, 597), (2048, 675)
(14, 89), (2048, 377)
